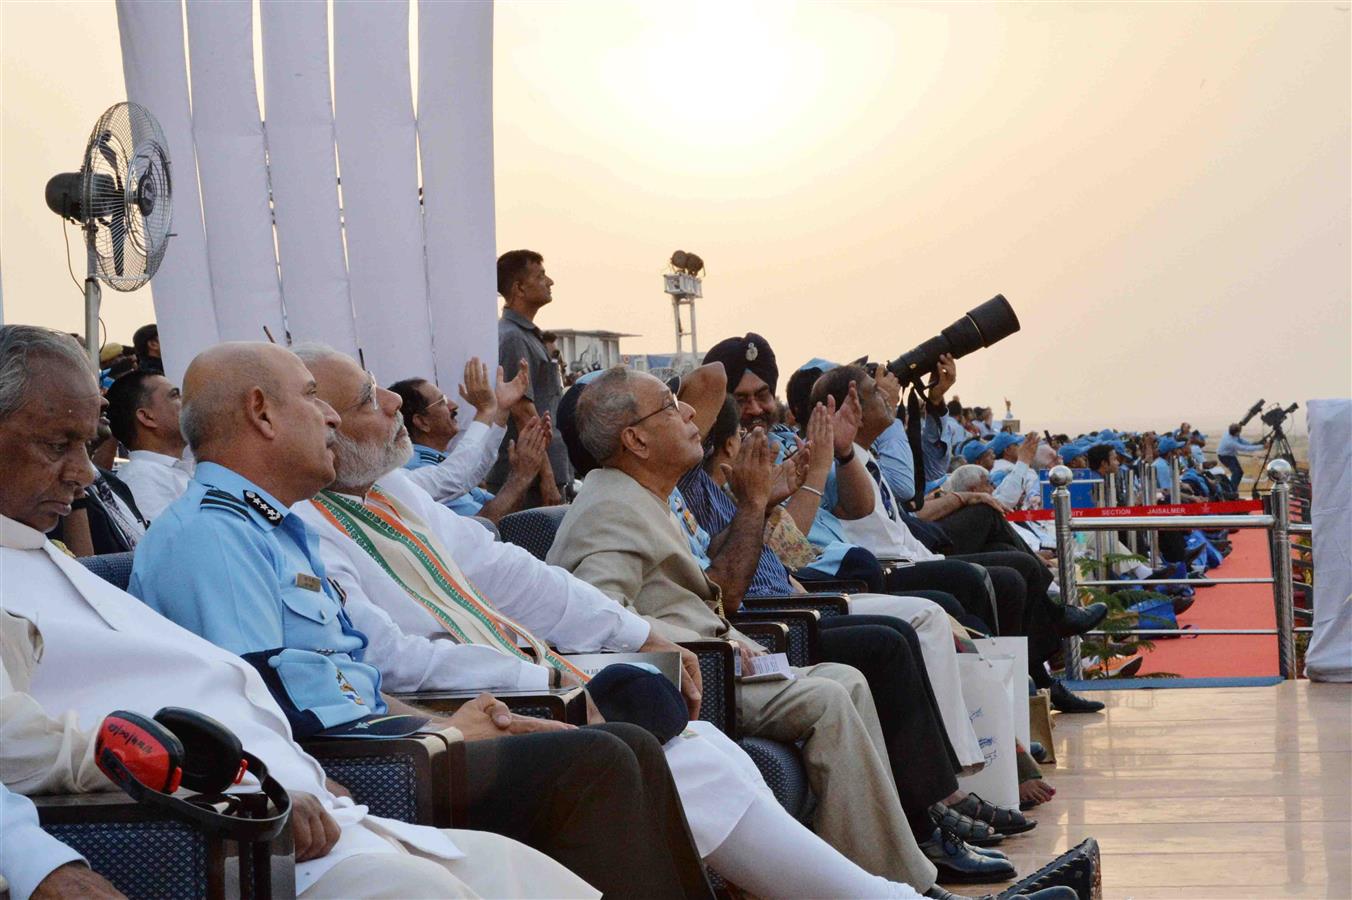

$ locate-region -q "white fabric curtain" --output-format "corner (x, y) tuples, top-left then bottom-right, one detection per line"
(332, 0), (436, 384)
(259, 0), (358, 356)
(115, 0), (497, 389)
(1305, 398), (1352, 682)
(419, 0), (499, 393)
(117, 0), (219, 383)
(185, 0), (287, 346)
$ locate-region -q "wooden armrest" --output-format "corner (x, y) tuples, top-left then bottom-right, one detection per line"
(395, 686), (588, 725)
(737, 620), (789, 654)
(742, 592), (849, 617)
(790, 576), (869, 595)
(736, 609), (822, 666)
(302, 732), (461, 827)
(678, 640), (738, 739)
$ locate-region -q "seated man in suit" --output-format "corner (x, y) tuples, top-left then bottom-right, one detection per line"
(287, 342), (926, 899)
(546, 366), (943, 893)
(0, 325), (606, 899)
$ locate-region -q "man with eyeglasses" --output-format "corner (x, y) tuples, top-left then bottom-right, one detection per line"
(386, 359), (535, 519)
(549, 365), (943, 893)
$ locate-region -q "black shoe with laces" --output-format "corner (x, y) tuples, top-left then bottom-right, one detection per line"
(919, 827), (1017, 883)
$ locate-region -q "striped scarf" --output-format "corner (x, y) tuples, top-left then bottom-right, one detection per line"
(311, 488), (587, 682)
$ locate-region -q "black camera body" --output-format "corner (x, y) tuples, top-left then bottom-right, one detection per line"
(1261, 402), (1298, 429)
(886, 294), (1021, 384)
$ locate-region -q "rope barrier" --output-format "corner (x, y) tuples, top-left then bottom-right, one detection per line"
(1005, 498), (1263, 522)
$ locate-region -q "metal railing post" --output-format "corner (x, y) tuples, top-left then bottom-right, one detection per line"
(1123, 467), (1137, 553)
(1050, 466), (1082, 680)
(1169, 455), (1182, 504)
(1142, 457), (1159, 567)
(1268, 459), (1297, 679)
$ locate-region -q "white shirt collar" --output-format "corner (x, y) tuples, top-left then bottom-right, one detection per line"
(0, 514), (49, 551)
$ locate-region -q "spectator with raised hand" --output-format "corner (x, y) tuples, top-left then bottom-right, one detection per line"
(549, 366), (944, 892)
(391, 356), (528, 504)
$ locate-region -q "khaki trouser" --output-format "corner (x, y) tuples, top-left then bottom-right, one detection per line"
(737, 662), (938, 891)
(301, 830), (599, 899)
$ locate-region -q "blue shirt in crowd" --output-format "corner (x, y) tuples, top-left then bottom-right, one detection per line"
(871, 419), (915, 505)
(130, 462), (385, 734)
(1217, 433), (1265, 456)
(405, 443), (496, 516)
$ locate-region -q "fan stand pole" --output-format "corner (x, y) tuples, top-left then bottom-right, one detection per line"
(83, 277), (101, 369)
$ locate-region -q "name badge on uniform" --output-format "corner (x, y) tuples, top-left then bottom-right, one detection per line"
(295, 573), (323, 592)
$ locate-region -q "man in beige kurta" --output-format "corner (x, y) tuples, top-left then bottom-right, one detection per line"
(548, 367), (937, 891)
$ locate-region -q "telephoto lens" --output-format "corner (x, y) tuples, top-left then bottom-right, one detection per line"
(886, 294), (1021, 383)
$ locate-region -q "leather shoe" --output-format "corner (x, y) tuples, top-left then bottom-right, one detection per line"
(923, 887), (992, 900)
(1050, 681), (1105, 713)
(920, 828), (1017, 883)
(1170, 593), (1195, 616)
(1054, 602), (1107, 637)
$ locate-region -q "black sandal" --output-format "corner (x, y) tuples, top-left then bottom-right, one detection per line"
(927, 802), (1004, 846)
(951, 792), (1037, 835)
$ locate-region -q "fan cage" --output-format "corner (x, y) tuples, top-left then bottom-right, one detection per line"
(80, 101), (173, 291)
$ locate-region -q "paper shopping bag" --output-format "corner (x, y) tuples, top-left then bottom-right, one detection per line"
(971, 636), (1031, 749)
(955, 654), (1020, 809)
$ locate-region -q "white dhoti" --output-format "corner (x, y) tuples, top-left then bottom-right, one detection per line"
(846, 593), (985, 770)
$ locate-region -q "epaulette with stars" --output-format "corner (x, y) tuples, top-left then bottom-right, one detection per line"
(199, 489), (251, 521)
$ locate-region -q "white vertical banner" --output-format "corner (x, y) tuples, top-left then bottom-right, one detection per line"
(259, 0), (358, 355)
(332, 0), (435, 384)
(185, 0), (286, 345)
(117, 0), (219, 384)
(418, 0), (498, 390)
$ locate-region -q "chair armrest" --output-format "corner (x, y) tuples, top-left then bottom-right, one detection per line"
(35, 792), (295, 899)
(736, 620), (788, 654)
(394, 686), (588, 725)
(679, 640), (738, 739)
(789, 577), (869, 595)
(742, 592), (849, 617)
(736, 610), (821, 667)
(302, 732), (461, 827)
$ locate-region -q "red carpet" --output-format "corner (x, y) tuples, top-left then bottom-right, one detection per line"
(1134, 522), (1280, 678)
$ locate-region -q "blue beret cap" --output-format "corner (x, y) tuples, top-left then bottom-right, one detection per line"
(1059, 444), (1087, 464)
(988, 432), (1021, 456)
(961, 441), (991, 464)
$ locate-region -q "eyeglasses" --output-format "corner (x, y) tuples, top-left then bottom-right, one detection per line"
(339, 372), (380, 414)
(426, 394), (448, 411)
(732, 386), (774, 409)
(628, 395), (678, 429)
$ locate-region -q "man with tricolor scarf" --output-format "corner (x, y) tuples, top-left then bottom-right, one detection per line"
(290, 342), (933, 899)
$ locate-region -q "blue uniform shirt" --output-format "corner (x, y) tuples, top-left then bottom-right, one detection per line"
(406, 443), (496, 516)
(668, 487), (713, 569)
(130, 462), (385, 734)
(405, 443), (446, 470)
(1153, 456), (1176, 490)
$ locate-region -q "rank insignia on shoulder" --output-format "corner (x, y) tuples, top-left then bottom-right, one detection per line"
(243, 490), (284, 524)
(295, 573), (323, 592)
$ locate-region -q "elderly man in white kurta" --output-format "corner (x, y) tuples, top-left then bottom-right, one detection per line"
(0, 325), (594, 899)
(291, 343), (923, 899)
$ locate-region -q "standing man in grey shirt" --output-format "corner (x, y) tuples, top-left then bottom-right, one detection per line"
(489, 250), (570, 505)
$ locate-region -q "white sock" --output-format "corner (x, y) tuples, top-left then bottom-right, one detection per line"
(1130, 563), (1152, 579)
(704, 792), (923, 899)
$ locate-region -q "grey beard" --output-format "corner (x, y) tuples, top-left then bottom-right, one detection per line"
(330, 428), (414, 493)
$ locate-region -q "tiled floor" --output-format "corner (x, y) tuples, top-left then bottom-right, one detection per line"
(945, 681), (1352, 899)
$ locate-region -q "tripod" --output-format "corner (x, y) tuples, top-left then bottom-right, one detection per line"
(1250, 423), (1297, 498)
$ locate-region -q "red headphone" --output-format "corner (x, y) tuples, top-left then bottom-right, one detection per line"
(96, 707), (290, 842)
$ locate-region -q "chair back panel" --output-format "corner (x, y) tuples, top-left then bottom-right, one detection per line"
(496, 507), (569, 561)
(78, 552), (136, 591)
(44, 820), (209, 899)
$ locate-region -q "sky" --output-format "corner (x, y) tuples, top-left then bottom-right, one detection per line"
(2, 0), (1348, 436)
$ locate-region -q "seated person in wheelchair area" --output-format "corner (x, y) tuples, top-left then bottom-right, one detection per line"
(0, 327), (605, 899)
(289, 342), (928, 899)
(548, 365), (984, 894)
